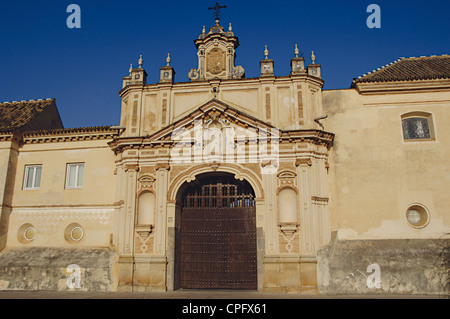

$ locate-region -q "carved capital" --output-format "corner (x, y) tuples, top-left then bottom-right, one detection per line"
(295, 158), (312, 167)
(261, 159), (277, 167)
(125, 164), (139, 172)
(156, 163), (170, 171)
(311, 196), (329, 204)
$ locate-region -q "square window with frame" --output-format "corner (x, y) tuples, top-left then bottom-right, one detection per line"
(65, 163), (85, 189)
(23, 165), (42, 190)
(401, 112), (435, 141)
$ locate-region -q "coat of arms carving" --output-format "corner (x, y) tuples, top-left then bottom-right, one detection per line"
(207, 48), (226, 75)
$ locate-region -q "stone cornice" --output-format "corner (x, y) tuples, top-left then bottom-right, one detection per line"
(119, 72), (325, 97)
(0, 126), (122, 145)
(109, 99), (334, 154)
(353, 78), (450, 95)
(0, 132), (22, 143)
(281, 130), (334, 149)
(109, 129), (334, 155)
(194, 32), (239, 49)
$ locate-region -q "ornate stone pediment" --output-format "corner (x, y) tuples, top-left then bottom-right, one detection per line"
(147, 99), (279, 144)
(109, 99), (334, 161)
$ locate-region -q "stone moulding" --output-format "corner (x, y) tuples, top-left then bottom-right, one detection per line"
(1, 126), (122, 145)
(109, 129), (334, 155)
(108, 99), (335, 155)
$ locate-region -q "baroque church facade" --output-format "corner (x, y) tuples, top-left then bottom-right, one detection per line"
(0, 15), (449, 294)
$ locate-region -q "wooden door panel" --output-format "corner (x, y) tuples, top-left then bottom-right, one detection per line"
(180, 209), (256, 289)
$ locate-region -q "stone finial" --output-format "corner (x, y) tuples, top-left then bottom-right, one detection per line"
(311, 51), (316, 64)
(138, 55), (143, 68)
(202, 25), (206, 34)
(166, 53), (171, 66)
(228, 23), (232, 31)
(264, 45), (269, 59)
(294, 44), (299, 58)
(129, 64), (133, 75)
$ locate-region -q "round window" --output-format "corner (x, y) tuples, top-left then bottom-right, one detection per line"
(405, 204), (429, 228)
(18, 223), (37, 243)
(64, 223), (84, 243)
(70, 227), (84, 241)
(24, 226), (37, 241)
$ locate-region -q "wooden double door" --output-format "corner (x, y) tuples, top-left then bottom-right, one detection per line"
(179, 176), (257, 289)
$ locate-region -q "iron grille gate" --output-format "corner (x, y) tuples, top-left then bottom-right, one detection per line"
(179, 177), (257, 289)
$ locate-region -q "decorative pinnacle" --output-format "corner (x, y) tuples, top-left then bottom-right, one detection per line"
(228, 23), (232, 32)
(311, 51), (316, 64)
(202, 25), (206, 34)
(264, 45), (269, 59)
(294, 44), (299, 58)
(129, 64), (133, 75)
(138, 55), (143, 68)
(166, 53), (171, 66)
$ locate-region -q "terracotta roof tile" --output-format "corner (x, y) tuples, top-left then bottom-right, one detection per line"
(352, 55), (450, 87)
(0, 98), (56, 132)
(23, 125), (116, 136)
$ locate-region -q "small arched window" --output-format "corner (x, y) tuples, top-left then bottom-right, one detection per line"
(401, 112), (434, 141)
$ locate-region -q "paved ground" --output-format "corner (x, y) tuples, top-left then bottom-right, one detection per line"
(0, 289), (445, 299)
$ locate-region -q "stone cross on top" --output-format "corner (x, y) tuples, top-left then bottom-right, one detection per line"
(208, 2), (227, 22)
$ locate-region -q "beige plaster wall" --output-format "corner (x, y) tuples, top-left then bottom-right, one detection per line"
(6, 139), (117, 248)
(323, 87), (450, 239)
(0, 140), (18, 250)
(0, 142), (13, 207)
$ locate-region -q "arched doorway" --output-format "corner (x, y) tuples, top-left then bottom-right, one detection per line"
(176, 173), (257, 289)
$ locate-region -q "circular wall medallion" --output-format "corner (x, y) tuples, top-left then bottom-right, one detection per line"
(24, 226), (37, 241)
(70, 227), (84, 241)
(65, 223), (84, 243)
(18, 223), (36, 243)
(405, 204), (430, 228)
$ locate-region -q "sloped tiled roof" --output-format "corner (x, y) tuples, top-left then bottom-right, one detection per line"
(23, 125), (116, 137)
(0, 98), (56, 132)
(351, 55), (450, 87)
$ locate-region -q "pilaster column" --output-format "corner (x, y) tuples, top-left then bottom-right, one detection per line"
(296, 157), (319, 292)
(262, 172), (278, 254)
(154, 163), (169, 255)
(296, 158), (315, 256)
(117, 163), (138, 291)
(315, 158), (331, 246)
(122, 164), (139, 256)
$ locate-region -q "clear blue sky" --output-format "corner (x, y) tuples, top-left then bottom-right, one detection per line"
(1, 0), (449, 129)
